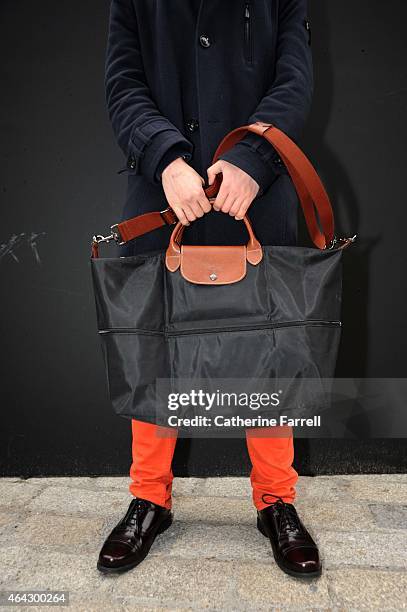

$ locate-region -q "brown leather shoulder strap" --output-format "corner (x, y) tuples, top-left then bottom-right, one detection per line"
(212, 123), (335, 249)
(118, 208), (177, 243)
(91, 122), (335, 257)
(91, 207), (177, 258)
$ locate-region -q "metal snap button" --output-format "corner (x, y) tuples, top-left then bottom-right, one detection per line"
(199, 35), (211, 48)
(186, 119), (199, 133)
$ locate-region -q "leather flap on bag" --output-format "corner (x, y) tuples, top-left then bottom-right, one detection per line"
(180, 245), (247, 285)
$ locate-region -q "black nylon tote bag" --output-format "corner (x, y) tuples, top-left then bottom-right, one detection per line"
(90, 123), (355, 423)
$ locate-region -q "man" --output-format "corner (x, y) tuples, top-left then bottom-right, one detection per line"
(98, 0), (321, 578)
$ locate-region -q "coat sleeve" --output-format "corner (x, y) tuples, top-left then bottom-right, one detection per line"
(105, 0), (193, 184)
(219, 0), (313, 196)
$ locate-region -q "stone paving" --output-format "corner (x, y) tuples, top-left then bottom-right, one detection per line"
(0, 475), (406, 611)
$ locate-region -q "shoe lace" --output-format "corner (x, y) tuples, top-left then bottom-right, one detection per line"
(261, 493), (303, 535)
(122, 498), (149, 531)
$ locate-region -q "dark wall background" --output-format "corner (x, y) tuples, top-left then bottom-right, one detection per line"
(1, 1), (406, 477)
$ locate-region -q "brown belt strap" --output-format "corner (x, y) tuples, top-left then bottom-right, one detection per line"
(91, 122), (335, 257)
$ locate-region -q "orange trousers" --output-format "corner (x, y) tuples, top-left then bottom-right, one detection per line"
(129, 420), (298, 510)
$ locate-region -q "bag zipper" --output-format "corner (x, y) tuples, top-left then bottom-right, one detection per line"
(99, 320), (341, 337)
(166, 319), (341, 337)
(244, 3), (252, 63)
(99, 328), (163, 336)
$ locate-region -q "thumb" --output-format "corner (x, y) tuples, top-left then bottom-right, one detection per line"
(207, 160), (223, 185)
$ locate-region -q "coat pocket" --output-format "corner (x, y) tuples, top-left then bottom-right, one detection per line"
(243, 2), (252, 63)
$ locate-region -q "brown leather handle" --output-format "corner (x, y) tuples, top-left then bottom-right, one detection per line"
(165, 200), (263, 272)
(209, 122), (335, 249)
(204, 174), (223, 199)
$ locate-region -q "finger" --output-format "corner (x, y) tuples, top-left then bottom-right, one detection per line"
(185, 190), (205, 218)
(174, 206), (190, 226)
(213, 182), (229, 211)
(182, 203), (198, 223)
(206, 161), (223, 186)
(219, 193), (237, 214)
(197, 193), (212, 214)
(190, 200), (205, 218)
(234, 200), (250, 220)
(228, 198), (243, 217)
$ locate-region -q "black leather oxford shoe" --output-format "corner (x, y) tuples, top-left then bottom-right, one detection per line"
(257, 494), (322, 578)
(97, 497), (173, 574)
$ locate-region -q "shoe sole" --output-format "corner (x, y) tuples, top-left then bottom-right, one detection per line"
(257, 517), (322, 579)
(97, 514), (173, 575)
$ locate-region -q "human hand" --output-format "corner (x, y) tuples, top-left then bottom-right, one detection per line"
(206, 160), (260, 220)
(161, 157), (212, 226)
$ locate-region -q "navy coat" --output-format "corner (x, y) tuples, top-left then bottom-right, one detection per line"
(104, 0), (313, 254)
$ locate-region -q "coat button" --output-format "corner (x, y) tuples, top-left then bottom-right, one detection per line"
(127, 156), (137, 170)
(199, 35), (211, 48)
(186, 119), (199, 133)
